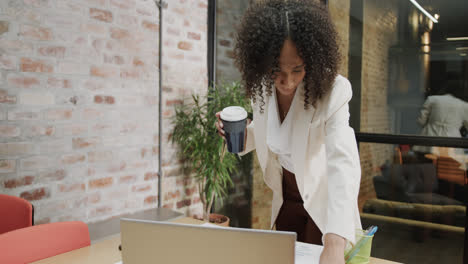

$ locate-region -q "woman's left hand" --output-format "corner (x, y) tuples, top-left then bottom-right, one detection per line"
(319, 233), (346, 264)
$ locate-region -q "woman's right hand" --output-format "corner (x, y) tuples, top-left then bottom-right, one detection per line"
(215, 112), (226, 140)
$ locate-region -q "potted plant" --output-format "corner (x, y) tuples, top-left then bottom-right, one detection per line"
(170, 81), (252, 226)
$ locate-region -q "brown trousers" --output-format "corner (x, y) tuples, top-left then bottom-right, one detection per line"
(275, 167), (323, 245)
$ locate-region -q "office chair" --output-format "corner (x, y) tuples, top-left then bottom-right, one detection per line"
(0, 194), (34, 234)
(0, 221), (91, 264)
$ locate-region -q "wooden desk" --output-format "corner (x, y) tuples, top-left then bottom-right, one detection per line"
(32, 217), (400, 264)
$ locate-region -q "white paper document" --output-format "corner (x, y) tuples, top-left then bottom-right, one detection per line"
(295, 241), (323, 264)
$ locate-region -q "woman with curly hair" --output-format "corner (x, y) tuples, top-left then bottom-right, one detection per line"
(216, 1), (362, 262)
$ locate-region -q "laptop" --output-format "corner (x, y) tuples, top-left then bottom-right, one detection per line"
(120, 218), (297, 264)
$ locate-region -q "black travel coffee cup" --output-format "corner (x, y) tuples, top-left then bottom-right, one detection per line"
(220, 106), (247, 154)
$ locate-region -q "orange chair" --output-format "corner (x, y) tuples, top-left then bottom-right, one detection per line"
(0, 221), (90, 264)
(436, 156), (467, 186)
(0, 194), (34, 234)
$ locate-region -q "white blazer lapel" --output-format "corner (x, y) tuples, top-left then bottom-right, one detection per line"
(291, 90), (316, 197)
(253, 95), (269, 173)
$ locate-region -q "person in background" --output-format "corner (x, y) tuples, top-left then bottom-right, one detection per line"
(417, 78), (468, 138)
(215, 1), (362, 263)
(414, 77), (468, 163)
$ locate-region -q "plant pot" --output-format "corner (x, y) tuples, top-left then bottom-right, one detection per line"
(209, 213), (230, 227)
(195, 213), (230, 227)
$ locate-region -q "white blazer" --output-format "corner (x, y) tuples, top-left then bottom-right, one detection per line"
(240, 75), (362, 244)
(418, 94), (468, 138)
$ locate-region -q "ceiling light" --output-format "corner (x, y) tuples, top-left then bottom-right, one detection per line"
(456, 47), (468, 51)
(461, 53), (467, 57)
(447, 37), (468, 41)
(409, 0), (438, 23)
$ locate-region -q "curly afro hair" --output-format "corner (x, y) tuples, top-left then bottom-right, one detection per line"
(234, 0), (341, 112)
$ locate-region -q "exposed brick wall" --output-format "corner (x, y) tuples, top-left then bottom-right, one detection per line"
(358, 0), (399, 206)
(0, 0), (207, 223)
(329, 0), (350, 77)
(215, 0), (249, 83)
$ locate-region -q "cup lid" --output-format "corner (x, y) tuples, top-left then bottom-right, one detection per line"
(220, 106), (247, 122)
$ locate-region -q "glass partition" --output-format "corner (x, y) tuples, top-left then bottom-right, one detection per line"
(358, 142), (466, 263)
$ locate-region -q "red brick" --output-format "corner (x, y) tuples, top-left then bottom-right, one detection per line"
(0, 125), (20, 137)
(110, 27), (130, 39)
(144, 172), (158, 181)
(61, 154), (86, 165)
(176, 178), (192, 186)
(133, 58), (144, 67)
(20, 25), (53, 40)
(177, 41), (192, 51)
(163, 203), (174, 209)
(90, 8), (113, 23)
(188, 32), (201, 40)
(103, 54), (125, 65)
(94, 95), (115, 104)
(72, 137), (101, 150)
(142, 20), (159, 32)
(90, 66), (119, 78)
(59, 183), (85, 193)
(120, 69), (139, 79)
(144, 195), (157, 205)
(119, 175), (136, 184)
(20, 187), (50, 201)
(47, 77), (72, 89)
(219, 39), (230, 47)
(0, 90), (16, 104)
(4, 176), (34, 188)
(132, 184), (151, 192)
(176, 199), (191, 209)
(166, 99), (182, 106)
(164, 190), (180, 201)
(185, 186), (197, 196)
(20, 58), (53, 73)
(7, 75), (40, 89)
(45, 108), (73, 120)
(38, 46), (66, 58)
(89, 177), (113, 189)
